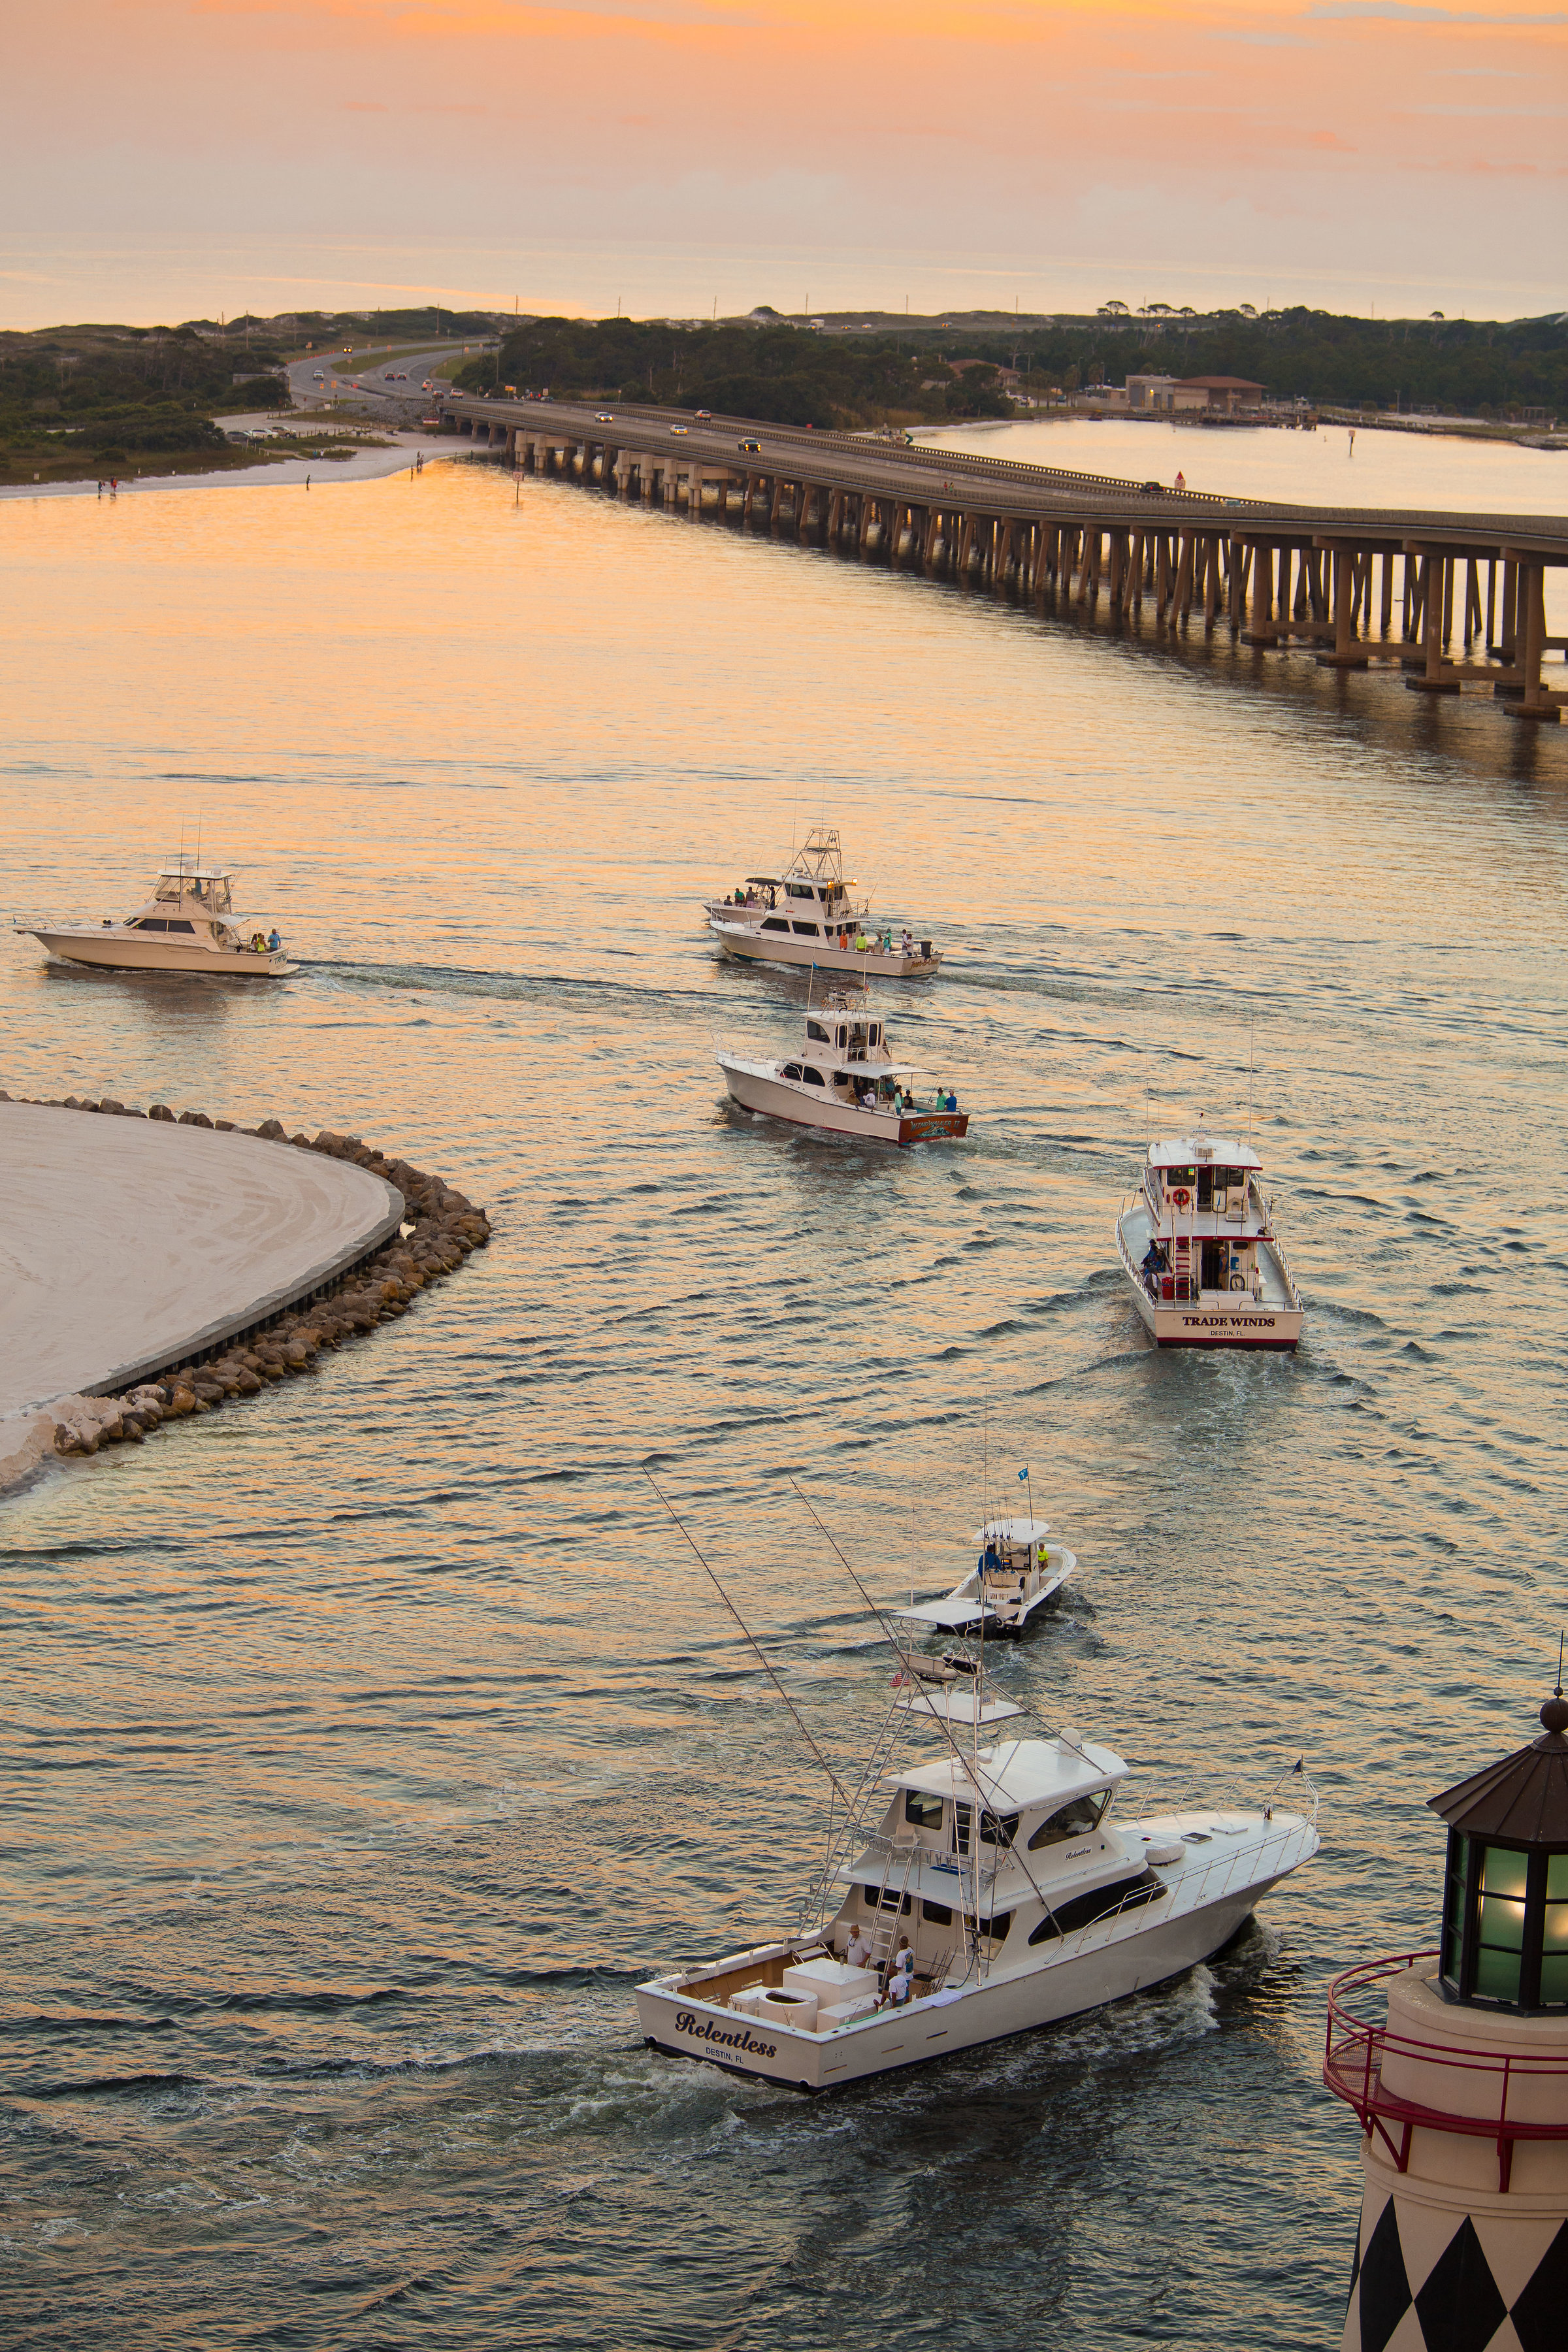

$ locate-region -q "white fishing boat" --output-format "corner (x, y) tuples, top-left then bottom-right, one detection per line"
(900, 1512), (1074, 1636)
(706, 827), (941, 978)
(1115, 1127), (1303, 1351)
(717, 985), (968, 1146)
(18, 857), (294, 979)
(634, 1575), (1318, 2091)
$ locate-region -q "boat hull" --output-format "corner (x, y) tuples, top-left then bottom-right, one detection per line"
(1116, 1209), (1301, 1350)
(637, 1884), (1279, 2091)
(22, 927), (293, 979)
(710, 917), (939, 979)
(718, 1056), (967, 1147)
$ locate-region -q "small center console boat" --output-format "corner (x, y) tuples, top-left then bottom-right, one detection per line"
(717, 986), (968, 1147)
(18, 857), (294, 979)
(900, 1512), (1075, 1635)
(1116, 1127), (1303, 1350)
(636, 1650), (1318, 2090)
(706, 826), (941, 978)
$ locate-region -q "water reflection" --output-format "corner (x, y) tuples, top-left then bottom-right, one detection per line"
(0, 455), (1562, 2351)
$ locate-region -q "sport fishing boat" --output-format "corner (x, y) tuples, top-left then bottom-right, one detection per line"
(1115, 1126), (1303, 1350)
(717, 985), (968, 1146)
(634, 1620), (1318, 2091)
(706, 827), (941, 978)
(899, 1511), (1074, 1637)
(18, 857), (294, 978)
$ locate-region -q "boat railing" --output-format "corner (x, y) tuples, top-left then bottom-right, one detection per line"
(1264, 1224), (1303, 1308)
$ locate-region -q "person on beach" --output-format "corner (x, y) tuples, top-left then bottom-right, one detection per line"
(1174, 470), (1186, 491)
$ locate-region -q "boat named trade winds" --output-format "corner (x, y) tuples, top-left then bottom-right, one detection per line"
(18, 857), (294, 978)
(1116, 1128), (1303, 1350)
(717, 986), (968, 1146)
(636, 1640), (1318, 2090)
(706, 827), (941, 977)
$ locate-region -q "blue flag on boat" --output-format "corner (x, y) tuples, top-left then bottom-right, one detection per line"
(1019, 1467), (1028, 1482)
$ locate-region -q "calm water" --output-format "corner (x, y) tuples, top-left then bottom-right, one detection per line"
(2, 429), (1566, 2349)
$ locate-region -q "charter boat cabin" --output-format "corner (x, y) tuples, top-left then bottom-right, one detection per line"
(1115, 1128), (1303, 1350)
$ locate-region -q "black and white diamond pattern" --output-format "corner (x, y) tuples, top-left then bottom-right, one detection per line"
(1345, 2195), (1568, 2352)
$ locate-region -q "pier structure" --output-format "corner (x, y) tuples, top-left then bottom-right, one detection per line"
(440, 394), (1568, 721)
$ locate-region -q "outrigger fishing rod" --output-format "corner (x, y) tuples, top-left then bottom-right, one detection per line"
(642, 1467), (859, 1818)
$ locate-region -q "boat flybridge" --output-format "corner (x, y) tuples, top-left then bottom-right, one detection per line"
(717, 983), (968, 1147)
(899, 1511), (1074, 1637)
(1116, 1126), (1303, 1351)
(636, 1632), (1318, 2092)
(706, 828), (941, 978)
(18, 857), (294, 978)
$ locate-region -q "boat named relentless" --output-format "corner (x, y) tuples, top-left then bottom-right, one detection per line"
(636, 1657), (1317, 2089)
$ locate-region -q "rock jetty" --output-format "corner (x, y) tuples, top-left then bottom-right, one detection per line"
(0, 1092), (490, 1478)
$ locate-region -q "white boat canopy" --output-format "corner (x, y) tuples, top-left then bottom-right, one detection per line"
(1147, 1135), (1262, 1171)
(897, 1597), (1007, 1631)
(975, 1514), (1051, 1546)
(893, 1685), (1024, 1727)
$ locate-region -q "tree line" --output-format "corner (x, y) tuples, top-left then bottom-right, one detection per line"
(457, 308), (1567, 425)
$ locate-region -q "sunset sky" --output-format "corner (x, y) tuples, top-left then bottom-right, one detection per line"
(3, 0), (1565, 325)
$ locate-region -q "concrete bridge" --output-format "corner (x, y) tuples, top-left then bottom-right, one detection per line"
(438, 393), (1568, 721)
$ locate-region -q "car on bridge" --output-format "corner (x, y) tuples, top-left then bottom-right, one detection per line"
(670, 425), (688, 436)
(595, 412), (614, 423)
(738, 439), (760, 453)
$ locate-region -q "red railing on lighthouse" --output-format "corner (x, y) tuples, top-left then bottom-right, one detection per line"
(1324, 1952), (1568, 2194)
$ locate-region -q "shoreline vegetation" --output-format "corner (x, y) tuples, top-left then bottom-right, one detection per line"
(455, 308), (1567, 438)
(3, 303), (1563, 490)
(0, 304), (493, 489)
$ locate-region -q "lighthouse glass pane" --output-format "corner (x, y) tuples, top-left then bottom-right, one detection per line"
(1475, 1944), (1523, 2001)
(1480, 1848), (1529, 1899)
(1548, 1855), (1568, 1898)
(1478, 1895), (1526, 1952)
(1539, 1955), (1568, 2005)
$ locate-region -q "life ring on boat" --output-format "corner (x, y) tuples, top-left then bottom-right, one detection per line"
(1230, 1274), (1245, 1291)
(1170, 1186), (1190, 1207)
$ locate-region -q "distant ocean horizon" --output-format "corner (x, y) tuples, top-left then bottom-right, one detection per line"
(1, 227), (1558, 332)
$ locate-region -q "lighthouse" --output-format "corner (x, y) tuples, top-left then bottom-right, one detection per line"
(1325, 1691), (1568, 2351)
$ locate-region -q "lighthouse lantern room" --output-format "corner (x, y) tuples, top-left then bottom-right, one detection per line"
(1326, 1693), (1568, 2352)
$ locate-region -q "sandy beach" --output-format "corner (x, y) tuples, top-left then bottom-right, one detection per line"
(0, 427), (459, 503)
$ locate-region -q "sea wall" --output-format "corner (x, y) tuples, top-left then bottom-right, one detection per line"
(0, 1092), (491, 1492)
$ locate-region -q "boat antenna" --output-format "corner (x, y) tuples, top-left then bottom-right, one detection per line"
(1247, 1007), (1254, 1147)
(1557, 1629), (1565, 1702)
(642, 1469), (857, 1813)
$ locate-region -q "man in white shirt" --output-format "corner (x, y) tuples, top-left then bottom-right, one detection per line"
(845, 1922), (874, 1970)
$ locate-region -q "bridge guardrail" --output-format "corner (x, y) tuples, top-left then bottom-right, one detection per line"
(436, 395), (1568, 551)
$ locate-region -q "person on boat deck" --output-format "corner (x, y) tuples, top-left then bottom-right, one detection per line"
(901, 928), (913, 956)
(267, 928), (281, 953)
(881, 1939), (915, 2006)
(845, 1922), (874, 1970)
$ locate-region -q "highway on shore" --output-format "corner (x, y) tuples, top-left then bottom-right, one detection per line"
(287, 340), (497, 421)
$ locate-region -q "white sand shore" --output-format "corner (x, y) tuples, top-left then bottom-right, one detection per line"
(0, 430), (462, 503)
(0, 1103), (402, 1486)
